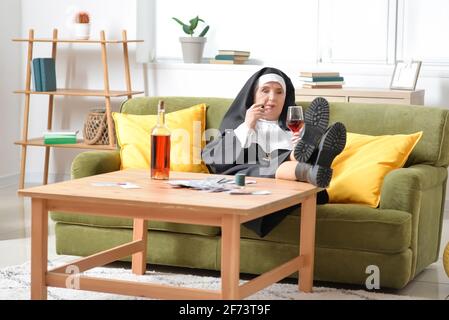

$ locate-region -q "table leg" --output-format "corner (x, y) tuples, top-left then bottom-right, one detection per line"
(299, 194), (317, 293)
(31, 198), (48, 300)
(221, 215), (240, 300)
(132, 219), (148, 275)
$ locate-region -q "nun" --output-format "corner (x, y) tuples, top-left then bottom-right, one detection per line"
(202, 67), (346, 237)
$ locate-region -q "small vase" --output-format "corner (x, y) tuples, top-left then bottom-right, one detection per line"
(74, 23), (91, 40)
(179, 37), (207, 63)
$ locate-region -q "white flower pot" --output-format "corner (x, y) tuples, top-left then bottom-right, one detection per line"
(74, 23), (91, 40)
(179, 37), (207, 63)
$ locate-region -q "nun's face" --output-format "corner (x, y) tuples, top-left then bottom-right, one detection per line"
(254, 82), (286, 121)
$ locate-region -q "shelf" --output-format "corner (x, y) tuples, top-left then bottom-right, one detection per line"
(12, 38), (143, 44)
(296, 87), (425, 98)
(295, 87), (425, 105)
(15, 138), (117, 150)
(149, 58), (263, 72)
(14, 29), (138, 189)
(14, 89), (144, 97)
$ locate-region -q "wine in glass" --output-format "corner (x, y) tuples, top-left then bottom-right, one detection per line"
(286, 106), (304, 133)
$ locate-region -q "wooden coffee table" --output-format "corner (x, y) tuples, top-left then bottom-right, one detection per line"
(19, 169), (320, 300)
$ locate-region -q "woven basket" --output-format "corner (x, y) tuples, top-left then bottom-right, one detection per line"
(83, 109), (112, 145)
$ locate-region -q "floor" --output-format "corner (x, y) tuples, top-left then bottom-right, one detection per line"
(1, 183), (448, 300)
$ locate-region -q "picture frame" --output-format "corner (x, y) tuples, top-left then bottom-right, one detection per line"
(390, 60), (422, 91)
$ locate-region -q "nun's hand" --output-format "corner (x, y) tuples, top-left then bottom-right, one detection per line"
(245, 103), (265, 129)
(291, 131), (302, 146)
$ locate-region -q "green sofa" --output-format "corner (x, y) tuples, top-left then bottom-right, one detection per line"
(51, 96), (449, 289)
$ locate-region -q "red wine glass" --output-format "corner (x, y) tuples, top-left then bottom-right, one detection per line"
(286, 106), (304, 134)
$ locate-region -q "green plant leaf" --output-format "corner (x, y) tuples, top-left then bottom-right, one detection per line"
(189, 16), (199, 31)
(183, 25), (193, 35)
(172, 17), (188, 28)
(174, 16), (207, 36)
(199, 25), (209, 37)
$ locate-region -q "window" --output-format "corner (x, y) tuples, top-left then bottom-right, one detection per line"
(318, 0), (396, 64)
(137, 0), (449, 69)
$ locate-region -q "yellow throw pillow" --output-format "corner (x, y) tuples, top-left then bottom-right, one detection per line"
(327, 131), (423, 207)
(112, 103), (209, 173)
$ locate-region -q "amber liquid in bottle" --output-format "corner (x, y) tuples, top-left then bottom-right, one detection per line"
(150, 101), (171, 180)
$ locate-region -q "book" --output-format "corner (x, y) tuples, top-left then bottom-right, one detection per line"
(299, 76), (344, 82)
(210, 59), (246, 65)
(214, 54), (248, 61)
(300, 71), (340, 77)
(43, 136), (77, 144)
(43, 130), (79, 136)
(302, 84), (343, 89)
(39, 58), (57, 91)
(218, 50), (250, 57)
(301, 81), (345, 86)
(44, 134), (77, 139)
(32, 58), (42, 91)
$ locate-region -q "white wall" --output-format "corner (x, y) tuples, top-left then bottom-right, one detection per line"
(0, 0), (22, 186)
(19, 0), (140, 184)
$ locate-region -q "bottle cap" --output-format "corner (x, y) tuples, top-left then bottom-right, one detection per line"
(235, 173), (246, 187)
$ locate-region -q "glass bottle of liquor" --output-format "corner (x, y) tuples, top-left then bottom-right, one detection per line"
(150, 100), (171, 180)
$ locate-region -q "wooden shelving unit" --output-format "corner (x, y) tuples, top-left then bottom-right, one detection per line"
(13, 28), (144, 189)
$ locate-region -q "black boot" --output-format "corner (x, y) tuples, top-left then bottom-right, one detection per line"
(314, 122), (347, 168)
(295, 162), (333, 188)
(294, 97), (330, 162)
(294, 122), (347, 188)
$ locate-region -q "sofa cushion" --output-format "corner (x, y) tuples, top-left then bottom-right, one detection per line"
(327, 131), (422, 207)
(241, 203), (412, 254)
(113, 104), (209, 173)
(55, 224), (220, 271)
(50, 212), (221, 236)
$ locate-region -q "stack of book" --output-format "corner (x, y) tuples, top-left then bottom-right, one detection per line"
(299, 72), (344, 89)
(43, 130), (78, 145)
(210, 50), (250, 65)
(32, 58), (57, 92)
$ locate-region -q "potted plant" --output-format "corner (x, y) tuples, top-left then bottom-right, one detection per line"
(172, 16), (209, 63)
(74, 11), (91, 40)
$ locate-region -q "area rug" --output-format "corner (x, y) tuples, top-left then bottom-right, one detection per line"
(0, 261), (421, 300)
